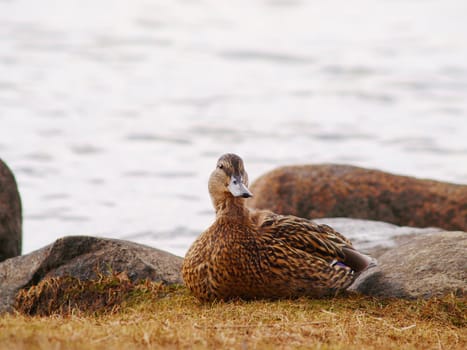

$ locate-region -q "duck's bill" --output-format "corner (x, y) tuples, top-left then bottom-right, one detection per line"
(228, 176), (253, 198)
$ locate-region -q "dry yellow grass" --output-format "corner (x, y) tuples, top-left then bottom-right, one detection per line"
(0, 275), (465, 350)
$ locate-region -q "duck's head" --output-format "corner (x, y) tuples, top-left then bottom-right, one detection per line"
(208, 154), (253, 207)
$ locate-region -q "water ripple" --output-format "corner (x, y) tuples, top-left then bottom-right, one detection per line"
(219, 50), (315, 65)
(123, 170), (196, 178)
(94, 35), (171, 48)
(121, 226), (199, 240)
(70, 145), (104, 155)
(126, 133), (192, 145)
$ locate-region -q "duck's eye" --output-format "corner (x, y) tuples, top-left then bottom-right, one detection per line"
(218, 164), (224, 169)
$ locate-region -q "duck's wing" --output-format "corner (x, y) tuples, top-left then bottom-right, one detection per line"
(255, 211), (372, 273)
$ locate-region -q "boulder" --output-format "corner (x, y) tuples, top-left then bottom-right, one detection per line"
(313, 217), (442, 258)
(0, 158), (22, 262)
(248, 164), (467, 231)
(0, 236), (183, 313)
(350, 231), (467, 298)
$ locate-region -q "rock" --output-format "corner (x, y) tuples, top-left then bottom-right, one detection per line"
(0, 158), (22, 262)
(0, 236), (183, 314)
(248, 164), (467, 231)
(350, 231), (467, 298)
(313, 217), (442, 258)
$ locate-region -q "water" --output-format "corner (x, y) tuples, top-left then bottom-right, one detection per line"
(1, 0), (466, 257)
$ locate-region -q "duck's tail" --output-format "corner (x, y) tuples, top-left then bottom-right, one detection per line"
(341, 247), (376, 273)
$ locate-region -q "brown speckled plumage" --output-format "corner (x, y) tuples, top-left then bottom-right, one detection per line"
(182, 154), (373, 302)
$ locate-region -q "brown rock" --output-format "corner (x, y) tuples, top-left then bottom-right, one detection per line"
(248, 164), (467, 231)
(350, 231), (467, 298)
(0, 236), (183, 313)
(0, 158), (22, 262)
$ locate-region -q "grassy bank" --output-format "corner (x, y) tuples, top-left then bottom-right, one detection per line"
(0, 275), (465, 350)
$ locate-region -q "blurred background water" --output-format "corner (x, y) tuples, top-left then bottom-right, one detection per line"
(1, 0), (466, 257)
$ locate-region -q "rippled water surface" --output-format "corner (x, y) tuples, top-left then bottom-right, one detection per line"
(1, 0), (466, 256)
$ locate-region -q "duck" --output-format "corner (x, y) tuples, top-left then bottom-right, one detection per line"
(182, 153), (374, 302)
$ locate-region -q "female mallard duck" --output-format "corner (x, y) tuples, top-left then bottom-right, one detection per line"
(182, 153), (373, 302)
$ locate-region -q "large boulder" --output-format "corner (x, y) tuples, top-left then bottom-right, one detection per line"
(0, 158), (22, 262)
(0, 236), (183, 313)
(350, 231), (467, 298)
(248, 164), (467, 231)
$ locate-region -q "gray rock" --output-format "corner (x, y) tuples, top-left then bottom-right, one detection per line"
(350, 231), (467, 298)
(314, 217), (443, 257)
(0, 158), (22, 262)
(0, 236), (183, 313)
